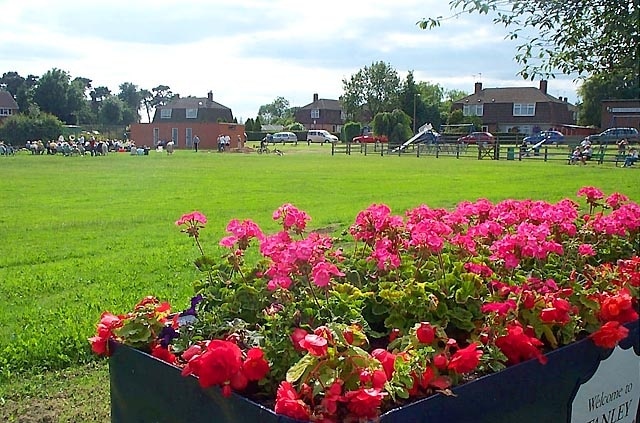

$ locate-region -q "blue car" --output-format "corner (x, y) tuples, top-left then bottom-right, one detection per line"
(523, 130), (565, 145)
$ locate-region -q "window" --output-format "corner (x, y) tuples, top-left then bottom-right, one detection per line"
(0, 108), (12, 116)
(172, 128), (178, 145)
(186, 108), (198, 119)
(185, 128), (193, 147)
(311, 108), (320, 119)
(513, 103), (535, 116)
(463, 104), (483, 117)
(340, 111), (346, 121)
(160, 108), (172, 119)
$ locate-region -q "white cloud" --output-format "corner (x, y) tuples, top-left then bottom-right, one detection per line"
(0, 0), (581, 122)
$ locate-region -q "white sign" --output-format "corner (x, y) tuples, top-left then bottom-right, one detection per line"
(571, 346), (640, 423)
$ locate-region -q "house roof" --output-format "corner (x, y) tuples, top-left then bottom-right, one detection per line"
(0, 90), (19, 109)
(159, 96), (230, 110)
(299, 98), (343, 110)
(455, 87), (569, 105)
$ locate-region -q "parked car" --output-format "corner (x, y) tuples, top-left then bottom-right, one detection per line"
(306, 130), (338, 144)
(587, 127), (639, 144)
(272, 132), (298, 144)
(352, 134), (388, 143)
(457, 132), (495, 144)
(523, 130), (565, 145)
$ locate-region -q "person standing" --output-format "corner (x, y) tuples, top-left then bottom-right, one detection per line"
(193, 135), (200, 152)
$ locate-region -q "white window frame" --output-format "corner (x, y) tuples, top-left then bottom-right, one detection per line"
(513, 103), (536, 116)
(0, 108), (12, 116)
(463, 104), (483, 117)
(160, 108), (172, 119)
(171, 128), (178, 145)
(311, 108), (320, 119)
(186, 108), (198, 119)
(185, 128), (193, 147)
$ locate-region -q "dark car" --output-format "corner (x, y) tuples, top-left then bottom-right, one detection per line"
(457, 132), (495, 144)
(587, 127), (639, 144)
(523, 130), (565, 145)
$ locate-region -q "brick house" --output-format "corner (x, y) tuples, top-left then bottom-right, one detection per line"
(130, 91), (245, 150)
(0, 90), (19, 122)
(294, 93), (345, 133)
(600, 99), (640, 130)
(452, 81), (577, 135)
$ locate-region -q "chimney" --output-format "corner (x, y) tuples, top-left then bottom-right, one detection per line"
(207, 91), (213, 101)
(474, 82), (482, 95)
(539, 80), (548, 94)
(313, 93), (319, 102)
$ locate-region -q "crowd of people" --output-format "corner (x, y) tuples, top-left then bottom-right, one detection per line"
(20, 135), (146, 157)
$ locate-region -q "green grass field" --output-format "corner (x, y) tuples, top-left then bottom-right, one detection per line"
(1, 146), (638, 421)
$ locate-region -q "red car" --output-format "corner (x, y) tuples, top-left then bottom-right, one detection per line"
(352, 134), (388, 143)
(457, 132), (495, 144)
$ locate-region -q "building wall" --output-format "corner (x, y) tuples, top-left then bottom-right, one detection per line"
(295, 109), (344, 132)
(601, 100), (640, 130)
(130, 122), (246, 150)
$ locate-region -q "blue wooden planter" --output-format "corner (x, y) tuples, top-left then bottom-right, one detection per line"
(110, 320), (639, 423)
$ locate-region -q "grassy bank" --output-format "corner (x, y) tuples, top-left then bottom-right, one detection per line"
(1, 147), (637, 421)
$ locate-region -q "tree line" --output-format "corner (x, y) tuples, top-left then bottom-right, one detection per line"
(0, 69), (174, 126)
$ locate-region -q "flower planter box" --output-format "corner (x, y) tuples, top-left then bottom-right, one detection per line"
(109, 320), (639, 423)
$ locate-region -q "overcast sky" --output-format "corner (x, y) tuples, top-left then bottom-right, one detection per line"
(0, 0), (581, 122)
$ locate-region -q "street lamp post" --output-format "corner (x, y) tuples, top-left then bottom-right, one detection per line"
(413, 93), (419, 134)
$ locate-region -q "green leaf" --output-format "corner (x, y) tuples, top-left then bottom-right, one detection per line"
(286, 354), (316, 384)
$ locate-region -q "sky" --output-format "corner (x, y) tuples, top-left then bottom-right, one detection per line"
(0, 0), (582, 123)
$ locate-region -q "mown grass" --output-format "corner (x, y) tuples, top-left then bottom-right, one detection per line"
(1, 146), (638, 421)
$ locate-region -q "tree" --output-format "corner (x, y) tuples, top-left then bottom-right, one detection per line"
(99, 96), (126, 125)
(0, 71), (25, 97)
(258, 97), (291, 124)
(420, 1), (640, 80)
(0, 111), (63, 145)
(578, 71), (640, 127)
(1, 72), (38, 113)
(341, 61), (401, 121)
(67, 77), (91, 125)
(152, 85), (173, 107)
(32, 68), (70, 122)
(372, 109), (412, 145)
(342, 121), (362, 143)
(244, 117), (255, 131)
(139, 89), (153, 122)
(254, 116), (263, 131)
(118, 82), (141, 123)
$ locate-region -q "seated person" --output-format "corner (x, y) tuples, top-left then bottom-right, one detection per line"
(623, 148), (638, 167)
(569, 146), (582, 164)
(581, 145), (593, 162)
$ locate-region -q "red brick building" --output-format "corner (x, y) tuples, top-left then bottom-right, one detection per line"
(600, 99), (640, 130)
(130, 92), (245, 150)
(295, 93), (345, 133)
(452, 81), (577, 135)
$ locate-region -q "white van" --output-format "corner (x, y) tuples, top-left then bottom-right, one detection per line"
(306, 130), (339, 145)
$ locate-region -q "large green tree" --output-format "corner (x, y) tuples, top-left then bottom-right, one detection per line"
(341, 61), (401, 121)
(372, 109), (412, 145)
(32, 68), (70, 122)
(258, 96), (291, 124)
(118, 82), (141, 123)
(420, 1), (640, 80)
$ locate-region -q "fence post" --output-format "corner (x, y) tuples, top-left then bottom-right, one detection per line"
(331, 143), (335, 156)
(544, 146), (548, 162)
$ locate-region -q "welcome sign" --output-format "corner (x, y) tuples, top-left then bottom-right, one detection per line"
(571, 346), (639, 423)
